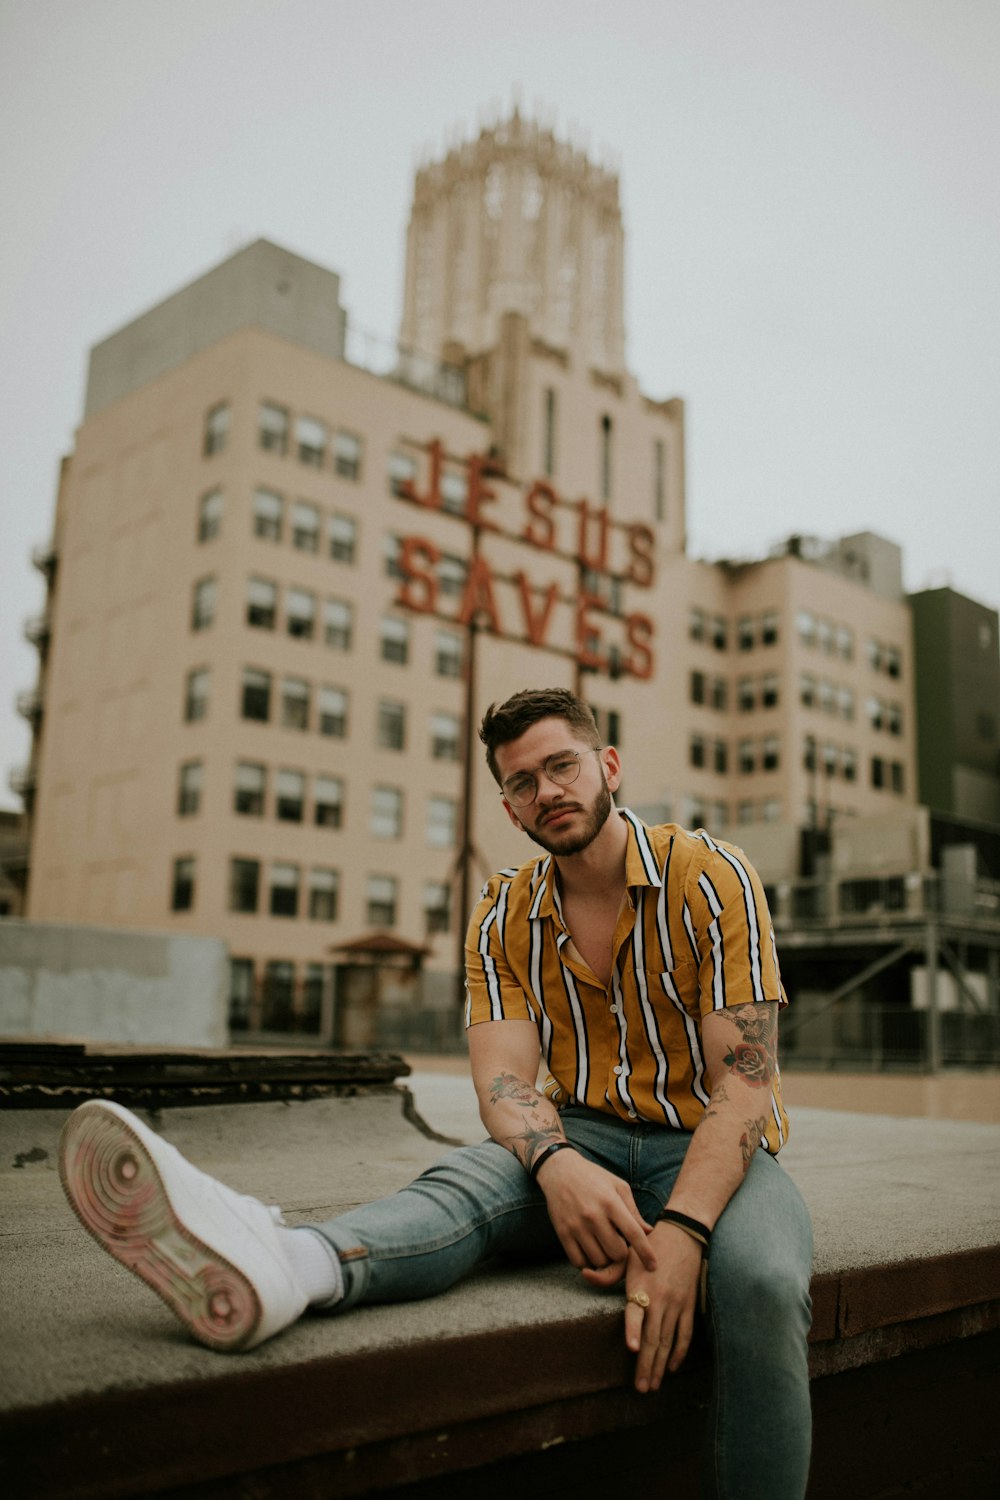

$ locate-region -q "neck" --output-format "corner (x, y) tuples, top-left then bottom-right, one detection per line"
(554, 806), (629, 897)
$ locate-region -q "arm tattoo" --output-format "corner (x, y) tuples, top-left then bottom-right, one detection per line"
(488, 1072), (542, 1109)
(507, 1120), (565, 1171)
(722, 1003), (778, 1088)
(739, 1116), (769, 1174)
(696, 1077), (731, 1128)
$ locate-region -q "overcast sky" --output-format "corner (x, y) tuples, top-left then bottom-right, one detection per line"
(2, 0), (998, 811)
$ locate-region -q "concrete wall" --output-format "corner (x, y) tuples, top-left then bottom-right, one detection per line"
(0, 921), (227, 1047)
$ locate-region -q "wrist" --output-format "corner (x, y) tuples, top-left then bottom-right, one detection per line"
(658, 1206), (712, 1254)
(528, 1140), (575, 1182)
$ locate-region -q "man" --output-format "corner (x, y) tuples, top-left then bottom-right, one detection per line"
(60, 688), (813, 1498)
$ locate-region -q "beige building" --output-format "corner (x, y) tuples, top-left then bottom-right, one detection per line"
(16, 112), (917, 1042)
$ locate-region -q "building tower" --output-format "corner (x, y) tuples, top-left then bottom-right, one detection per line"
(400, 108), (626, 377)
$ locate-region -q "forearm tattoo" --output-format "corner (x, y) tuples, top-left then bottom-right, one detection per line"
(722, 1004), (778, 1088)
(508, 1120), (565, 1172)
(488, 1072), (543, 1109)
(740, 1116), (769, 1174)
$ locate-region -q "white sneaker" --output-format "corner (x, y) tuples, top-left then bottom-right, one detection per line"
(59, 1099), (308, 1351)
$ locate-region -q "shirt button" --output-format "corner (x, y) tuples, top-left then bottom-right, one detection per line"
(609, 1003), (619, 1015)
(613, 1065), (623, 1076)
(628, 1110), (637, 1119)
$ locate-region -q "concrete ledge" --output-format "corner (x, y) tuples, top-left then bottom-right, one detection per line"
(2, 1090), (998, 1498)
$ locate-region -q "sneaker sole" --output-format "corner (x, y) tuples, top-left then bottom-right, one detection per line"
(59, 1101), (262, 1352)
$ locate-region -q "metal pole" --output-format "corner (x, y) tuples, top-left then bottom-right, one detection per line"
(455, 525), (481, 1008)
(925, 920), (941, 1074)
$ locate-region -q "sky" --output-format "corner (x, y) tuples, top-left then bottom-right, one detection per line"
(1, 0), (998, 811)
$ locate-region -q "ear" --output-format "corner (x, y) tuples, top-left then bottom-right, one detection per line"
(501, 798), (526, 832)
(600, 745), (622, 792)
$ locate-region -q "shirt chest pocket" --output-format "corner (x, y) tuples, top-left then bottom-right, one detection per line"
(642, 959), (700, 1014)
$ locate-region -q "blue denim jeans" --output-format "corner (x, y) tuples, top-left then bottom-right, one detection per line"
(310, 1107), (813, 1500)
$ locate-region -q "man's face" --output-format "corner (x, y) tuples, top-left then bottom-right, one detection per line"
(494, 716), (621, 857)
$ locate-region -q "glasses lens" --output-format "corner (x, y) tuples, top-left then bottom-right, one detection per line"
(505, 775), (536, 806)
(545, 752), (582, 786)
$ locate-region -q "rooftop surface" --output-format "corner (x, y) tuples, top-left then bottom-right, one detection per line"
(2, 1065), (999, 1497)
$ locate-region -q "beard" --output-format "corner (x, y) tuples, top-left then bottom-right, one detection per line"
(523, 772), (614, 857)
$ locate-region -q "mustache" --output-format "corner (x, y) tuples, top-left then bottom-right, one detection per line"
(540, 803), (582, 824)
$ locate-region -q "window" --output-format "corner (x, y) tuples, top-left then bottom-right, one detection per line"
(329, 513), (357, 564)
(383, 534), (404, 581)
(653, 437), (665, 522)
(435, 629), (463, 678)
(184, 667), (210, 722)
(253, 488), (283, 541)
(842, 747), (857, 782)
(737, 800), (755, 825)
(282, 677), (310, 730)
(737, 616), (754, 652)
(761, 798), (781, 823)
(711, 616), (727, 651)
(389, 451), (417, 497)
(247, 577), (277, 629)
(423, 880), (451, 934)
(229, 858), (260, 913)
(543, 388), (557, 477)
(241, 668), (271, 722)
(441, 469), (466, 516)
(276, 769), (305, 822)
(838, 686), (855, 721)
(198, 489), (223, 542)
(314, 774), (344, 827)
(891, 761), (905, 794)
(885, 645), (901, 679)
(324, 599), (353, 650)
(291, 501), (320, 553)
(761, 675), (779, 709)
(380, 616), (410, 664)
(318, 686), (348, 737)
(439, 553), (466, 598)
(822, 742), (838, 777)
(229, 958), (255, 1032)
(711, 678), (728, 711)
(797, 610), (816, 648)
(427, 795), (457, 848)
(599, 414), (613, 501)
(689, 608), (706, 643)
(270, 863), (300, 917)
(690, 670), (706, 706)
(713, 740), (728, 775)
(191, 577), (216, 631)
(867, 696), (884, 731)
(371, 786), (403, 838)
(836, 625), (854, 660)
(711, 800), (729, 829)
(761, 612), (779, 647)
(377, 699), (406, 750)
(591, 706), (622, 747)
(803, 736), (817, 772)
(738, 739), (756, 774)
(177, 761), (202, 816)
(871, 755), (886, 790)
(762, 737), (780, 772)
(171, 856), (195, 911)
(301, 966), (324, 1030)
(334, 430), (362, 480)
(866, 638), (882, 672)
(308, 868), (339, 921)
(886, 703), (903, 737)
(234, 762), (266, 816)
(431, 711), (461, 760)
(259, 403), (289, 454)
(286, 588), (316, 640)
(262, 962), (294, 1029)
(819, 679), (836, 714)
(689, 734), (706, 770)
(203, 402), (229, 456)
(367, 874), (397, 927)
(737, 677), (755, 713)
(296, 415), (326, 467)
(799, 674), (816, 709)
(817, 618), (834, 655)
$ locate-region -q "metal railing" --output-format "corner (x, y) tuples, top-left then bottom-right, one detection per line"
(768, 870), (1000, 931)
(781, 1001), (1000, 1071)
(343, 325), (470, 412)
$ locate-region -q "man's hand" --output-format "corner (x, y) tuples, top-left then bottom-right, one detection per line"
(581, 1221), (703, 1391)
(535, 1148), (657, 1274)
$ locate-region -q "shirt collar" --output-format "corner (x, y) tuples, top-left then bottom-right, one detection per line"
(532, 807), (662, 921)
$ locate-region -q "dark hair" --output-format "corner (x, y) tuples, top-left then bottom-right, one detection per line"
(478, 688), (600, 785)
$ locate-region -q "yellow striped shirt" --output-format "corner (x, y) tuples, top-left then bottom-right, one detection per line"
(465, 810), (790, 1153)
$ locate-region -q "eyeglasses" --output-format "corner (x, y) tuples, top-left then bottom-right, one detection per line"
(500, 747), (604, 808)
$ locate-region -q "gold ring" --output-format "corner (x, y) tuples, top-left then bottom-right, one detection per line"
(627, 1290), (650, 1309)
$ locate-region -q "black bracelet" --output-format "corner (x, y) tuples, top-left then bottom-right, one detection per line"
(528, 1140), (575, 1181)
(658, 1207), (712, 1252)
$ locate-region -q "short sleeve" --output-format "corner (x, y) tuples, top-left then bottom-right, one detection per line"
(464, 879), (536, 1028)
(689, 842), (787, 1016)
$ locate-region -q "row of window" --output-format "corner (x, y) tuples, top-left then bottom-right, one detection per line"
(172, 856), (449, 932)
(199, 487), (359, 557)
(796, 612), (855, 660)
(690, 736), (782, 775)
(204, 400), (363, 478)
(689, 609), (779, 653)
(177, 757), (460, 843)
(690, 669), (905, 732)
